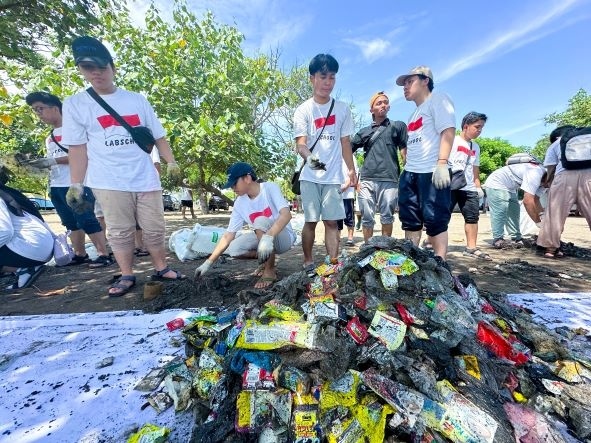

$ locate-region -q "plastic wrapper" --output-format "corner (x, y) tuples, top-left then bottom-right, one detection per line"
(147, 392), (173, 414)
(454, 355), (481, 380)
(361, 368), (425, 429)
(243, 363), (275, 390)
(260, 300), (303, 321)
(193, 367), (225, 400)
(430, 294), (477, 337)
(291, 393), (321, 443)
(236, 390), (292, 434)
(166, 318), (185, 331)
(476, 321), (529, 365)
(235, 320), (319, 350)
(368, 310), (407, 351)
(127, 423), (170, 443)
(305, 300), (346, 323)
(346, 317), (369, 345)
(553, 360), (591, 383)
(165, 373), (193, 411)
(134, 368), (167, 392)
(504, 402), (565, 442)
(274, 364), (311, 394)
(379, 268), (398, 290)
(421, 380), (498, 443)
(319, 370), (360, 410)
(351, 394), (395, 443)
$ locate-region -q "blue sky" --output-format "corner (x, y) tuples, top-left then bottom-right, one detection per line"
(131, 0), (591, 148)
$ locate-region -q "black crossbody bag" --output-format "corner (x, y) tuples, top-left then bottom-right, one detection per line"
(291, 99), (335, 195)
(86, 87), (156, 154)
(450, 141), (471, 190)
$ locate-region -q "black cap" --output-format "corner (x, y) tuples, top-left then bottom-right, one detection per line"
(224, 162), (257, 188)
(72, 36), (113, 67)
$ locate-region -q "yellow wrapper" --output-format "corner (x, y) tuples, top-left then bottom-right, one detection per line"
(235, 320), (317, 350)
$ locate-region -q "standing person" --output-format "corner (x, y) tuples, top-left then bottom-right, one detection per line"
(395, 66), (456, 259)
(180, 180), (195, 219)
(537, 125), (591, 258)
(62, 36), (184, 297)
(484, 161), (546, 249)
(25, 91), (112, 267)
(339, 158), (357, 246)
(194, 162), (295, 289)
(293, 54), (357, 271)
(449, 112), (491, 260)
(352, 91), (407, 243)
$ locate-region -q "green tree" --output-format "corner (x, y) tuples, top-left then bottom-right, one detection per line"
(477, 136), (521, 180)
(0, 0), (119, 67)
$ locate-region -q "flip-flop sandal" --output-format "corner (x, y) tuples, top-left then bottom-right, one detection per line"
(89, 255), (115, 269)
(108, 275), (136, 297)
(252, 264), (265, 277)
(463, 248), (492, 261)
(151, 267), (187, 281)
(543, 248), (565, 259)
(134, 248), (150, 257)
(303, 263), (316, 277)
(4, 265), (46, 292)
(255, 276), (277, 289)
(345, 239), (355, 247)
(68, 254), (90, 266)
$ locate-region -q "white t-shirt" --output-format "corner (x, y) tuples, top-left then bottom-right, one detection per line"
(484, 163), (545, 196)
(62, 88), (166, 192)
(181, 187), (192, 201)
(0, 200), (53, 262)
(46, 127), (70, 188)
(293, 98), (354, 184)
(405, 92), (456, 173)
(449, 135), (480, 192)
(544, 139), (565, 176)
(227, 182), (295, 242)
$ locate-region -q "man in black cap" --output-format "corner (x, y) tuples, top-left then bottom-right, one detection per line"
(61, 36), (184, 297)
(194, 162), (295, 289)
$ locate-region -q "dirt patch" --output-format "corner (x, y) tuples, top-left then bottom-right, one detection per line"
(1, 211), (590, 316)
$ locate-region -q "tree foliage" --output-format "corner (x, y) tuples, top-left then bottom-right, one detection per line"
(476, 136), (521, 180)
(0, 0), (119, 67)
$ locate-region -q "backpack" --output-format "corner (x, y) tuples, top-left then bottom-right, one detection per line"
(505, 152), (542, 166)
(560, 127), (591, 170)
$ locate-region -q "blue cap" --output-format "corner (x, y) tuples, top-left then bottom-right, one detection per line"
(224, 162), (256, 188)
(72, 36), (113, 67)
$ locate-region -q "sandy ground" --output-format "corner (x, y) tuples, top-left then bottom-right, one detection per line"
(1, 208), (589, 316)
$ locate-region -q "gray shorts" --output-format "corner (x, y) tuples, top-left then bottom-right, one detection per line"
(300, 181), (345, 222)
(358, 180), (398, 226)
(251, 217), (294, 254)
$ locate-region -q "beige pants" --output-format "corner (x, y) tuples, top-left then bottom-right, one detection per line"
(92, 189), (165, 253)
(537, 169), (591, 249)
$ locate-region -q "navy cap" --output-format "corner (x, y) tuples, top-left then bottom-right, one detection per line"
(72, 36), (113, 67)
(224, 162), (256, 188)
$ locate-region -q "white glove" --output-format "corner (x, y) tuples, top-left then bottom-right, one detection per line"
(306, 154), (326, 170)
(194, 259), (213, 279)
(432, 164), (451, 189)
(257, 234), (274, 263)
(66, 183), (86, 212)
(476, 188), (484, 199)
(28, 157), (56, 169)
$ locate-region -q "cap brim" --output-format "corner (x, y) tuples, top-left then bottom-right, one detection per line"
(224, 177), (238, 189)
(395, 74), (411, 86)
(75, 56), (109, 67)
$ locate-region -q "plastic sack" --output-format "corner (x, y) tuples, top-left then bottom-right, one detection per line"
(168, 227), (199, 261)
(127, 423), (170, 443)
(52, 230), (75, 266)
(190, 223), (226, 254)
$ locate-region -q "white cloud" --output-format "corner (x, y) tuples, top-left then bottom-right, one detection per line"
(438, 0), (585, 82)
(344, 38), (397, 63)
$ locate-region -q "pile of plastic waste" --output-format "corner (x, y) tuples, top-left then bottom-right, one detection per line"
(138, 237), (591, 442)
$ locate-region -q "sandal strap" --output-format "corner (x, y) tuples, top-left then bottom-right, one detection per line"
(155, 267), (171, 277)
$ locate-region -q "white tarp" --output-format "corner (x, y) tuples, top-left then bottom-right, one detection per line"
(507, 292), (591, 330)
(0, 309), (197, 443)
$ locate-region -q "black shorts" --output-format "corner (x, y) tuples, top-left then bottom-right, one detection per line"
(181, 200), (193, 208)
(337, 198), (355, 230)
(450, 190), (480, 224)
(0, 245), (46, 268)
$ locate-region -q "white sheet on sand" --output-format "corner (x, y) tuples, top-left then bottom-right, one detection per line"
(507, 292), (591, 330)
(0, 309), (198, 443)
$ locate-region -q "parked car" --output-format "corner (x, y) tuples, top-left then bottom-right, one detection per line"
(170, 196), (181, 211)
(208, 195), (229, 211)
(28, 197), (55, 210)
(162, 194), (176, 211)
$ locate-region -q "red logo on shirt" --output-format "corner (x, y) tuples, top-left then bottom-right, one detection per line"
(457, 145), (475, 156)
(249, 207), (272, 223)
(408, 117), (423, 132)
(53, 134), (62, 142)
(97, 114), (141, 128)
(314, 114), (335, 129)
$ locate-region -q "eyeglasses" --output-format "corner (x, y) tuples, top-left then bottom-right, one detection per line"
(78, 63), (108, 72)
(32, 106), (54, 114)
